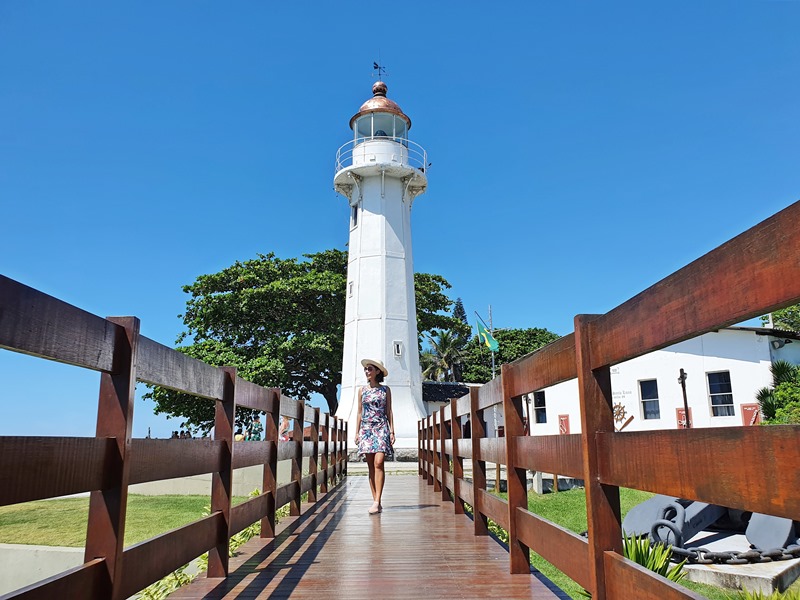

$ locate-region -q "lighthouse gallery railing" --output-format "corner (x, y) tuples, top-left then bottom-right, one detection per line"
(335, 136), (427, 173)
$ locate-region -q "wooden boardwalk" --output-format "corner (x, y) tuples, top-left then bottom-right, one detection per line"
(169, 475), (568, 599)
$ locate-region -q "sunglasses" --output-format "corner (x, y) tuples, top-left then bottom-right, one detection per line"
(364, 366), (376, 371)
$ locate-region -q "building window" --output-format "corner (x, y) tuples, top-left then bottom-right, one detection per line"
(708, 371), (734, 417)
(639, 379), (660, 420)
(533, 390), (546, 424)
(351, 204), (358, 228)
(348, 281), (353, 297)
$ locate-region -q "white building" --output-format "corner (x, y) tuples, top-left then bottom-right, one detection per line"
(486, 327), (800, 437)
(333, 81), (429, 449)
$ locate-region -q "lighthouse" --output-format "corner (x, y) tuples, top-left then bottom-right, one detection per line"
(333, 80), (428, 452)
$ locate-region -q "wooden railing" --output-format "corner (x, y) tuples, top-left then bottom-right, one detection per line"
(419, 200), (800, 600)
(0, 276), (348, 600)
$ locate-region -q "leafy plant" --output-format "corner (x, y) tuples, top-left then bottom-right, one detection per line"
(577, 534), (685, 597)
(757, 361), (800, 425)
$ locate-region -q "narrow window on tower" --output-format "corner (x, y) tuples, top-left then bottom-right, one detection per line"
(348, 281), (354, 297)
(351, 204), (359, 229)
(393, 341), (402, 357)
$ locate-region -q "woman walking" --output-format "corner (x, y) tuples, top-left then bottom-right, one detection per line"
(355, 358), (395, 514)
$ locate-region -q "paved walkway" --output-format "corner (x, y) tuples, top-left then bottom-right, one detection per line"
(169, 475), (568, 599)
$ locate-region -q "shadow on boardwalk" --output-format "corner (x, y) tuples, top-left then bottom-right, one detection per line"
(169, 475), (569, 599)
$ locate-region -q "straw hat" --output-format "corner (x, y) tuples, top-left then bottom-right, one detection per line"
(361, 358), (389, 377)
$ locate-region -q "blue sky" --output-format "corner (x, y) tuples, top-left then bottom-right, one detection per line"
(1, 2), (798, 438)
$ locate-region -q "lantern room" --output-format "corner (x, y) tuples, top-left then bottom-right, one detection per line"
(350, 81), (411, 144)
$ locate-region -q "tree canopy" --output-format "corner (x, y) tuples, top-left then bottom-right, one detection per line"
(147, 249), (467, 433)
(762, 304), (800, 333)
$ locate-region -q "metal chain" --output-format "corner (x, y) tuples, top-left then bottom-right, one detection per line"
(669, 543), (800, 565)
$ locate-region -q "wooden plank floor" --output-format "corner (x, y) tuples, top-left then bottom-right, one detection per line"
(169, 475), (569, 599)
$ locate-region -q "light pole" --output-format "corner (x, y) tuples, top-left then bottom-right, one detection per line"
(678, 368), (691, 428)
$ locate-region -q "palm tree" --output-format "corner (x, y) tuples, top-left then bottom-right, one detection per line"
(425, 329), (464, 382)
(420, 349), (445, 381)
(756, 360), (799, 420)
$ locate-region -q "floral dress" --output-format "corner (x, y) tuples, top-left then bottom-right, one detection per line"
(357, 385), (393, 456)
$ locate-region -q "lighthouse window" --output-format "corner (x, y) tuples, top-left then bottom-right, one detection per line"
(356, 116), (371, 141)
(351, 204), (358, 228)
(373, 114), (393, 139)
(394, 117), (407, 140)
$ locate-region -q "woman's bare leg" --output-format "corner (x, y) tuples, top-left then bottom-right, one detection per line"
(374, 452), (385, 509)
(366, 453), (377, 501)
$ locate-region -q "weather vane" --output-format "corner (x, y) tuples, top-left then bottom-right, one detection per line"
(372, 61), (386, 80)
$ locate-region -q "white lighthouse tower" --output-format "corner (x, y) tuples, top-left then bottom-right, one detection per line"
(333, 80), (428, 451)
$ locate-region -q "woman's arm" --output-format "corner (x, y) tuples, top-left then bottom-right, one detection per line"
(355, 387), (363, 444)
(386, 387), (395, 444)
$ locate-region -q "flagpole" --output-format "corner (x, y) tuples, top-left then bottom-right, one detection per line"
(489, 305), (495, 378)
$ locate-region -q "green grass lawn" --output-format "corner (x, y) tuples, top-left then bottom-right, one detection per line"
(0, 495), (250, 548)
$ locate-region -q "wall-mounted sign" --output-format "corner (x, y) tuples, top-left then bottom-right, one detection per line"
(559, 414), (570, 435)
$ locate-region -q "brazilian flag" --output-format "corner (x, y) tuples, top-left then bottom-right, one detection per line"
(476, 320), (499, 352)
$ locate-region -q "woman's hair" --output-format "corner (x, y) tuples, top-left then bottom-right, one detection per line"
(375, 370), (385, 383)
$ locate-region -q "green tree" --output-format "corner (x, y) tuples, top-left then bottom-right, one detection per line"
(461, 327), (561, 384)
(414, 273), (464, 337)
(756, 360), (800, 424)
(450, 298), (470, 380)
(761, 305), (800, 332)
(146, 249), (462, 432)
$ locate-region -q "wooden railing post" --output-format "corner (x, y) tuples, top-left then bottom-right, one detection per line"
(208, 367), (235, 577)
(450, 398), (464, 514)
(502, 364), (530, 573)
(308, 407), (319, 503)
(418, 420), (423, 476)
(426, 416), (434, 486)
(291, 402), (302, 516)
(575, 314), (622, 600)
(320, 412), (329, 494)
(84, 316), (139, 600)
(342, 419), (350, 476)
(440, 405), (449, 502)
(330, 416), (338, 482)
(470, 387), (488, 536)
(261, 388), (280, 538)
(433, 411), (442, 492)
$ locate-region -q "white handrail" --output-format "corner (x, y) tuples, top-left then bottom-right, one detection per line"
(335, 137), (428, 174)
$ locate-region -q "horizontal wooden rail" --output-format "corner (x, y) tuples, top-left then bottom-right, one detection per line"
(597, 427), (800, 520)
(120, 512), (223, 599)
(512, 434), (582, 478)
(603, 552), (704, 600)
(6, 559), (110, 600)
(516, 509), (591, 590)
(0, 437), (118, 506)
(137, 336), (225, 400)
(0, 276), (116, 373)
